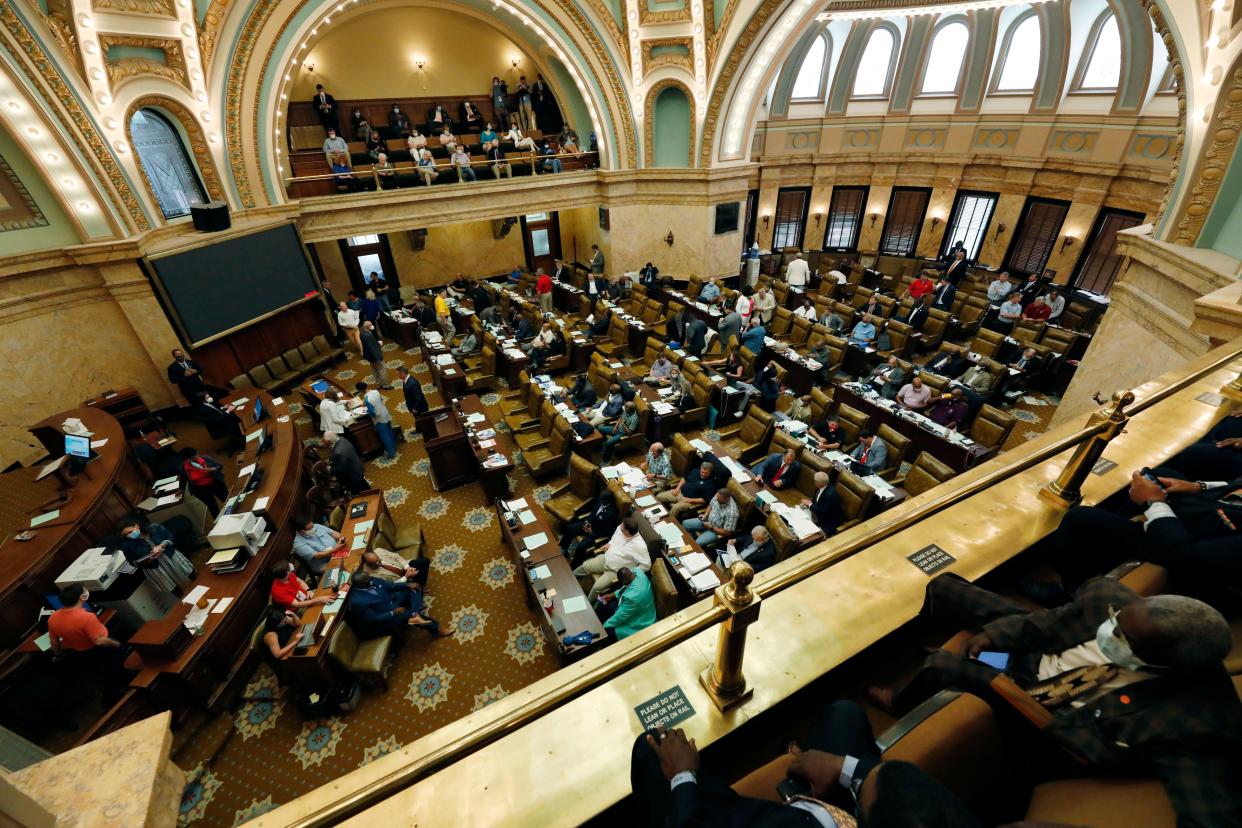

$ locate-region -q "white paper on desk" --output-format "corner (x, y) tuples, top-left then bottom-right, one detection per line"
(480, 437), (497, 449)
(34, 632), (51, 652)
(184, 600), (215, 630)
(562, 595), (590, 614)
(484, 454), (509, 468)
(351, 534), (367, 550)
(156, 494), (179, 506)
(136, 497), (159, 511)
(270, 396), (284, 406)
(232, 397), (250, 406)
(182, 584), (210, 604)
(523, 531), (549, 550)
(689, 570), (721, 592)
(690, 438), (712, 453)
(155, 480), (180, 493)
(435, 354), (454, 366)
(153, 475), (178, 488)
(506, 497), (529, 510)
(90, 438), (109, 449)
(245, 429), (263, 442)
(655, 521), (685, 548)
(322, 594), (346, 615)
(681, 552), (712, 575)
(529, 564), (552, 580)
(30, 510), (60, 527)
(253, 496), (270, 511)
(277, 415), (290, 423)
(238, 463), (257, 477)
(635, 494), (658, 508)
(211, 597), (233, 614)
(518, 510), (536, 525)
(467, 412), (487, 424)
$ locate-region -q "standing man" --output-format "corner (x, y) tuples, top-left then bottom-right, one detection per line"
(930, 276), (957, 312)
(490, 76), (509, 128)
(531, 74), (552, 128)
(590, 244), (605, 277)
(48, 585), (125, 696)
(434, 288), (455, 337)
(785, 252), (809, 288)
(942, 249), (969, 285)
(536, 267), (554, 313)
(311, 84), (338, 133)
(514, 75), (535, 131)
(396, 365), (428, 418)
(166, 348), (221, 401)
(337, 300), (362, 354)
(358, 381), (397, 459)
(193, 391), (244, 451)
(323, 432), (369, 493)
(359, 321), (391, 389)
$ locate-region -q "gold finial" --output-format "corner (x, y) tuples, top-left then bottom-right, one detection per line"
(725, 561), (754, 603)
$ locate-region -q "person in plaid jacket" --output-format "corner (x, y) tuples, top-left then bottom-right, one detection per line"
(875, 573), (1242, 827)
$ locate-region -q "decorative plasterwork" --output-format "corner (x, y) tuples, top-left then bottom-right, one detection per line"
(91, 0), (177, 15)
(41, 0), (83, 78)
(642, 37), (693, 74)
(98, 34), (190, 92)
(198, 0), (234, 74)
(644, 78), (697, 167)
(639, 3), (691, 26)
(0, 154), (48, 231)
(1142, 0), (1185, 234)
(701, 0), (783, 165)
(0, 2), (147, 231)
(125, 95), (225, 206)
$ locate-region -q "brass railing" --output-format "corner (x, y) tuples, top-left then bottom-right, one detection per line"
(265, 334), (1242, 826)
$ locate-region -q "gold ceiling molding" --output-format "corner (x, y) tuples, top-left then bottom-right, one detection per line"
(707, 0), (743, 68)
(91, 0), (177, 15)
(0, 3), (148, 232)
(1142, 0), (1198, 244)
(41, 0), (83, 78)
(199, 0), (234, 74)
(642, 36), (693, 74)
(0, 154), (49, 232)
(98, 34), (190, 92)
(701, 0), (782, 165)
(639, 3), (692, 26)
(125, 95), (226, 208)
(643, 77), (697, 167)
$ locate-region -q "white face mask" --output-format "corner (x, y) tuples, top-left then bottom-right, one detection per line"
(1096, 617), (1147, 671)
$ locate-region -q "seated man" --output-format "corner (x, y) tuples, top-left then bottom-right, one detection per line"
(805, 341), (836, 384)
(807, 415), (845, 451)
(574, 518), (649, 600)
(415, 149), (440, 185)
(869, 573), (1242, 828)
(540, 142), (563, 173)
(269, 559), (333, 611)
(751, 448), (800, 490)
(657, 461), (721, 521)
(926, 388), (968, 430)
(345, 569), (451, 639)
(1022, 294), (1052, 322)
(850, 429), (886, 474)
(597, 567), (657, 641)
(682, 489), (738, 549)
(589, 384), (625, 427)
(193, 391), (244, 451)
(291, 514), (345, 581)
(865, 355), (905, 399)
(568, 372), (598, 409)
(451, 329), (478, 359)
(848, 314), (877, 348)
(1162, 411), (1242, 481)
(895, 376), (932, 411)
(801, 471), (834, 529)
(359, 549), (429, 589)
(776, 392), (813, 424)
(720, 525), (776, 572)
(632, 701), (983, 828)
(793, 297), (817, 322)
(599, 400), (640, 462)
(450, 146), (476, 182)
(923, 344), (967, 378)
(641, 442), (674, 493)
(560, 490), (620, 563)
(698, 276), (721, 303)
(374, 152), (397, 188)
(646, 354), (674, 384)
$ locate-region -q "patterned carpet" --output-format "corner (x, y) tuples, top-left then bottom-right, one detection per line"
(171, 340), (562, 827)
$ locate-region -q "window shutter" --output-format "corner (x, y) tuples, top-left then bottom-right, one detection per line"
(880, 189), (930, 256)
(824, 187), (867, 251)
(1007, 199), (1069, 275)
(1073, 210), (1142, 294)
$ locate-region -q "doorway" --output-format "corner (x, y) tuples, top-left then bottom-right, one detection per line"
(519, 212), (562, 273)
(337, 234), (401, 298)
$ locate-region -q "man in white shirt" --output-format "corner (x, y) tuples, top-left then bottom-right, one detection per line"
(322, 128), (348, 163)
(573, 517), (649, 599)
(793, 297), (817, 321)
(1044, 288), (1066, 321)
(318, 395), (354, 435)
(336, 300), (361, 353)
(357, 381), (397, 460)
(785, 252), (809, 287)
(986, 272), (1012, 304)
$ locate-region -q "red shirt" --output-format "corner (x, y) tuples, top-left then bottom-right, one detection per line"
(48, 607), (108, 650)
(536, 275), (553, 295)
(909, 278), (934, 299)
(183, 455), (216, 486)
(271, 576), (308, 609)
(1023, 303), (1051, 321)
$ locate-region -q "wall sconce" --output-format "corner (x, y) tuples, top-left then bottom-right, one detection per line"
(1060, 234), (1076, 254)
(761, 213), (771, 228)
(813, 211), (824, 227)
(304, 62), (316, 73)
(868, 212), (879, 227)
(664, 231), (675, 246)
(994, 222), (1007, 240)
(415, 58), (426, 70)
(930, 215), (942, 228)
(511, 57), (521, 68)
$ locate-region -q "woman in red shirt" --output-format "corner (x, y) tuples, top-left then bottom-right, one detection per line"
(180, 446), (227, 517)
(269, 560), (333, 610)
(906, 272), (935, 301)
(536, 269), (554, 313)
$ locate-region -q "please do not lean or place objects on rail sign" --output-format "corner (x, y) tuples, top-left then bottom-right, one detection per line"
(635, 685), (696, 731)
(907, 544), (956, 577)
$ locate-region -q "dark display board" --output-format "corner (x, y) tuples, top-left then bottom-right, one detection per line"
(148, 224), (320, 345)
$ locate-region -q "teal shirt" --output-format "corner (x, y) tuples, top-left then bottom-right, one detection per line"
(480, 129), (497, 144)
(603, 570), (657, 639)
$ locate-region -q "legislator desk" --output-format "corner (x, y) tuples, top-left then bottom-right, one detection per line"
(82, 387), (158, 437)
(831, 383), (995, 472)
(613, 366), (683, 445)
(378, 309), (422, 349)
(0, 408), (148, 652)
(299, 376), (383, 458)
(757, 339), (825, 395)
(123, 390), (304, 718)
(483, 328), (531, 389)
(282, 490), (385, 687)
(599, 300), (653, 356)
(417, 329), (468, 401)
(416, 395), (514, 500)
(494, 497), (603, 663)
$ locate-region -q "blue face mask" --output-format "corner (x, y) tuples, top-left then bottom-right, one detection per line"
(126, 529), (142, 539)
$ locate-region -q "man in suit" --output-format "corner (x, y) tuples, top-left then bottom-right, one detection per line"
(1018, 272), (1045, 306)
(684, 317), (708, 358)
(750, 449), (800, 490)
(193, 391), (244, 451)
(166, 348), (224, 401)
(716, 310), (742, 352)
(942, 249), (969, 285)
(850, 429), (886, 474)
(865, 355), (906, 399)
(531, 74), (552, 127)
(590, 244), (605, 275)
(665, 308), (687, 345)
(323, 432), (369, 493)
(1161, 411), (1242, 482)
(388, 104), (411, 137)
(472, 281), (492, 313)
(633, 700), (983, 828)
(552, 258), (572, 283)
(872, 572), (1242, 828)
(901, 295), (930, 332)
(346, 570), (450, 639)
(923, 344), (967, 379)
(560, 490), (620, 563)
(359, 321), (391, 389)
(930, 276), (957, 312)
(425, 103), (451, 136)
(723, 525), (777, 572)
(801, 471), (834, 529)
(310, 84), (338, 133)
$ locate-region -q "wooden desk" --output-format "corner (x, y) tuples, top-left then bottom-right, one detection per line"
(300, 376), (382, 458)
(417, 396), (514, 499)
(122, 390), (304, 718)
(82, 387), (153, 436)
(283, 491), (385, 686)
(457, 395), (515, 501)
(379, 310), (423, 349)
(418, 332), (468, 401)
(485, 329), (531, 389)
(493, 500), (603, 663)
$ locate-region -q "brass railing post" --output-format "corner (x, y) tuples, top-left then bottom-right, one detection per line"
(699, 562), (761, 711)
(1039, 389), (1135, 508)
(1223, 370), (1242, 400)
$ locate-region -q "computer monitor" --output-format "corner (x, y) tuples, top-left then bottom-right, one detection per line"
(252, 395), (265, 424)
(64, 433), (91, 459)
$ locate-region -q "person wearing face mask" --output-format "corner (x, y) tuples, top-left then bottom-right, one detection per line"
(114, 515), (195, 595)
(192, 391), (245, 452)
(291, 514), (345, 581)
(269, 559), (333, 611)
(868, 573), (1242, 827)
(262, 607), (302, 661)
(48, 585), (127, 698)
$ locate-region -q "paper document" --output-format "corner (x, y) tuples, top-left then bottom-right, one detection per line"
(182, 585), (210, 605)
(523, 531), (549, 550)
(253, 496), (271, 511)
(238, 463), (257, 477)
(635, 495), (658, 508)
(322, 594), (346, 615)
(561, 595), (590, 614)
(271, 397), (284, 406)
(30, 510), (60, 527)
(34, 632), (51, 652)
(90, 438), (109, 449)
(466, 412), (487, 423)
(655, 522), (686, 549)
(153, 475), (178, 488)
(354, 519), (374, 534)
(155, 494), (179, 506)
(212, 597), (233, 614)
(689, 570), (721, 592)
(350, 534), (367, 550)
(530, 564), (552, 580)
(232, 397), (250, 406)
(680, 552), (713, 575)
(690, 439), (712, 453)
(506, 497), (529, 510)
(518, 510), (536, 525)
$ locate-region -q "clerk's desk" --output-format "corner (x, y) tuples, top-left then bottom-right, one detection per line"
(0, 408), (146, 653)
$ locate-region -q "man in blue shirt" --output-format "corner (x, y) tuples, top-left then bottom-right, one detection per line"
(848, 314), (877, 347)
(291, 515), (343, 578)
(739, 318), (766, 354)
(589, 384), (625, 427)
(599, 567), (656, 641)
(346, 570), (452, 639)
(698, 276), (721, 302)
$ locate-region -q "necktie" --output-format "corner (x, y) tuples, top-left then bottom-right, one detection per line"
(1027, 664), (1119, 709)
(860, 446), (869, 463)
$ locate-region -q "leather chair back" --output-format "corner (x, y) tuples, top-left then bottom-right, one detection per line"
(971, 328), (1004, 358)
(568, 454), (599, 500)
(970, 405), (1015, 449)
(726, 478), (757, 529)
(789, 316), (813, 345)
(671, 433), (693, 477)
(649, 558), (679, 620)
(956, 297), (988, 326)
(481, 346), (497, 376)
(836, 404), (870, 447)
(1040, 327), (1075, 352)
(772, 281), (790, 308)
(810, 387), (833, 422)
(835, 470), (875, 522)
(771, 430), (802, 456)
(921, 309), (951, 349)
(875, 424), (912, 479)
(903, 451), (956, 496)
(771, 307), (793, 337)
(740, 407), (775, 446)
(738, 346), (757, 376)
(249, 363), (275, 387)
(851, 287), (875, 310)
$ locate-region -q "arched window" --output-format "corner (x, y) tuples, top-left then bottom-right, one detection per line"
(995, 12), (1041, 91)
(130, 108), (207, 220)
(792, 34), (829, 99)
(1077, 12), (1121, 91)
(920, 20), (969, 94)
(853, 26), (896, 97)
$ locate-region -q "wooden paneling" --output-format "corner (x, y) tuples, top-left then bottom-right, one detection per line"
(190, 300), (331, 385)
(289, 95), (497, 140)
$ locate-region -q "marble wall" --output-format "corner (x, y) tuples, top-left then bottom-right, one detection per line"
(391, 222), (525, 287)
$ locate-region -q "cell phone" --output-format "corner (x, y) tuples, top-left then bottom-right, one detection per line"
(975, 650), (1010, 671)
(1140, 467), (1165, 489)
(776, 777), (814, 801)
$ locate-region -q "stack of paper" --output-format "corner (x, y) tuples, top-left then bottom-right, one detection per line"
(680, 551), (713, 575)
(523, 531), (549, 550)
(689, 570), (721, 592)
(772, 503), (821, 540)
(690, 438), (713, 453)
(506, 497), (529, 510)
(655, 521), (686, 550)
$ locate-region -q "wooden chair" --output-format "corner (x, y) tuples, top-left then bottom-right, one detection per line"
(543, 454), (599, 530)
(504, 384), (545, 433)
(895, 451), (956, 495)
(328, 622), (392, 690)
(874, 424), (913, 481)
